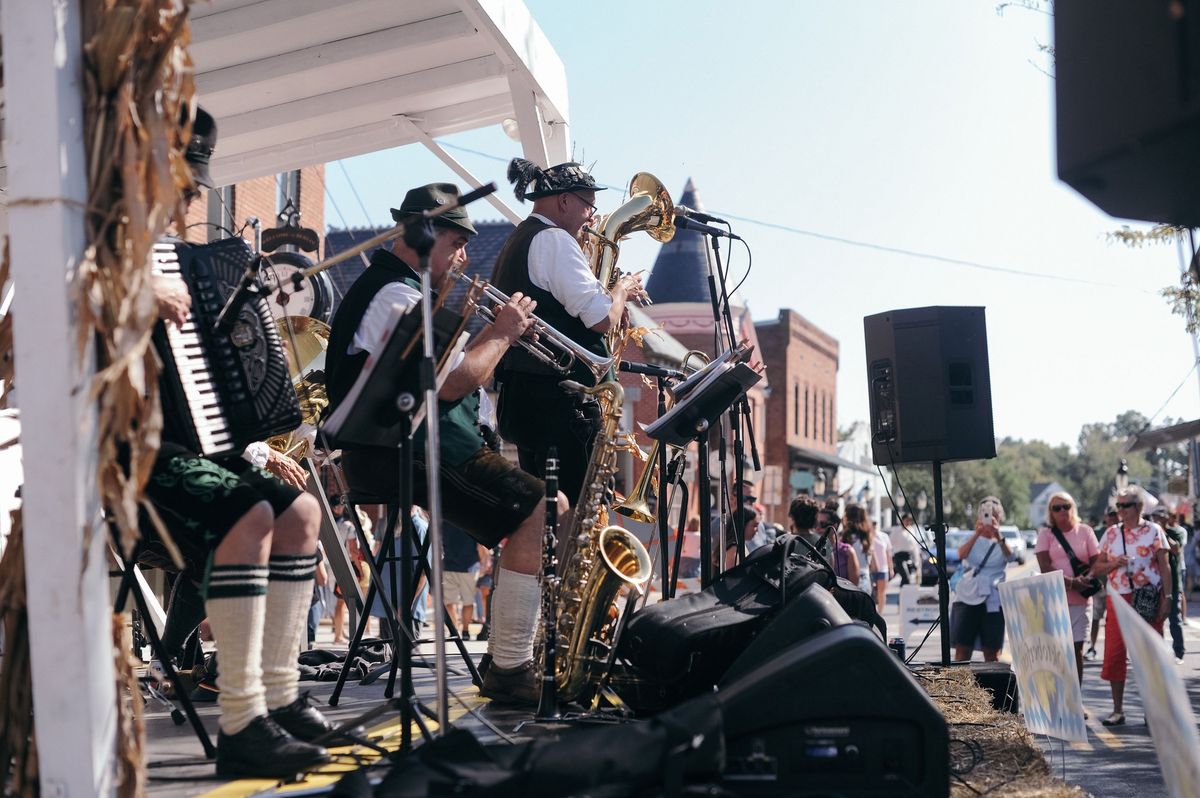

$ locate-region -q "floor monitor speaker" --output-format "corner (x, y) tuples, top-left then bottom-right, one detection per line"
(864, 306), (995, 466)
(716, 625), (949, 797)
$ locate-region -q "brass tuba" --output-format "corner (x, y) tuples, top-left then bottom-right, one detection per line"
(541, 379), (652, 705)
(584, 173), (675, 353)
(266, 316), (330, 460)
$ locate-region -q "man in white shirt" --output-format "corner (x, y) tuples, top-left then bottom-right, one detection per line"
(325, 183), (562, 706)
(491, 159), (644, 500)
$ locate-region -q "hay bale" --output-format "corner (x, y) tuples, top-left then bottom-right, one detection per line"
(916, 666), (1090, 798)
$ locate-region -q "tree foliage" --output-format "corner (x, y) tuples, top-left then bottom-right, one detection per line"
(885, 410), (1188, 529)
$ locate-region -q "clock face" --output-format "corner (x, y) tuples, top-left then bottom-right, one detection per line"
(260, 261), (317, 320)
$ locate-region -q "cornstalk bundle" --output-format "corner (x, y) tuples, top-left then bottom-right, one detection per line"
(79, 2), (196, 793)
(81, 0), (194, 557)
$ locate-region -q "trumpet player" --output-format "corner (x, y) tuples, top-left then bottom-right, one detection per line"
(492, 159), (644, 499)
(325, 183), (567, 706)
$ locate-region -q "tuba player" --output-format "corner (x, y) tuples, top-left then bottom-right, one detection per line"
(491, 159), (644, 501)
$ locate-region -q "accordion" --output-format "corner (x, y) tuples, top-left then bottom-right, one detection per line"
(152, 237), (301, 458)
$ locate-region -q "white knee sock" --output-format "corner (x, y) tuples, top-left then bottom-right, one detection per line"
(487, 567), (541, 669)
(205, 564), (268, 735)
(261, 553), (318, 710)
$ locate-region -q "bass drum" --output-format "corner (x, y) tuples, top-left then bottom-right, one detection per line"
(259, 250), (334, 324)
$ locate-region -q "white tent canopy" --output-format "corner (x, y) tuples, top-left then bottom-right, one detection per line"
(194, 0), (570, 187)
(1, 0), (572, 216)
(1, 2), (571, 794)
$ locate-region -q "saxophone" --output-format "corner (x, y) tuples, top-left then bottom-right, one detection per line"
(541, 379), (652, 705)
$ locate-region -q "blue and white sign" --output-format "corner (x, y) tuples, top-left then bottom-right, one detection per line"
(997, 571), (1087, 743)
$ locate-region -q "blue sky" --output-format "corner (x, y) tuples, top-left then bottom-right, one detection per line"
(325, 0), (1198, 448)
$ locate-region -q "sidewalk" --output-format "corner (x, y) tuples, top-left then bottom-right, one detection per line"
(878, 568), (1199, 798)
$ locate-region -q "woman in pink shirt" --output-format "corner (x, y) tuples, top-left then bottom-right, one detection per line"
(1034, 491), (1099, 686)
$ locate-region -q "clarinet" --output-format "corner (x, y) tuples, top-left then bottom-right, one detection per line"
(535, 447), (562, 720)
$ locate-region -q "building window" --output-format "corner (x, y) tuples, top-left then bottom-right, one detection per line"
(793, 383), (799, 436)
(821, 390), (826, 444)
(804, 385), (809, 438)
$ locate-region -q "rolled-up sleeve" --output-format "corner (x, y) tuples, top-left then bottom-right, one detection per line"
(527, 227), (612, 329)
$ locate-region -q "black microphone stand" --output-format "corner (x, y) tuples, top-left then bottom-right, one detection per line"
(407, 216), (452, 734)
(702, 232), (760, 572)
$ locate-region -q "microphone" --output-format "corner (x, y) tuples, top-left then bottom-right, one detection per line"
(213, 254), (263, 335)
(619, 361), (685, 380)
(674, 215), (742, 240)
(675, 205), (728, 225)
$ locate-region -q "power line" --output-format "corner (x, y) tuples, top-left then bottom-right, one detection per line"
(434, 141), (1151, 293)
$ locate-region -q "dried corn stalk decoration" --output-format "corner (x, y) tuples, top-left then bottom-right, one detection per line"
(80, 1), (195, 794)
(0, 509), (36, 798)
(80, 0), (195, 558)
(112, 614), (147, 798)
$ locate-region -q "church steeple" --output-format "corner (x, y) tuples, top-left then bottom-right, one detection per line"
(645, 178), (713, 304)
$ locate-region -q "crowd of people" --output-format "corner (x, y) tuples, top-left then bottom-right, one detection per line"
(734, 483), (1195, 729)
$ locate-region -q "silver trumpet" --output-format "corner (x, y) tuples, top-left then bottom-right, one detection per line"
(448, 269), (616, 382)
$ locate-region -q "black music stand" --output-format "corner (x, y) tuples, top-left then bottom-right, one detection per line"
(646, 360), (761, 588)
(321, 302), (470, 749)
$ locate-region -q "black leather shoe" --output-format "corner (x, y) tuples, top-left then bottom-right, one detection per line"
(216, 715), (329, 778)
(479, 659), (539, 706)
(269, 693), (367, 745)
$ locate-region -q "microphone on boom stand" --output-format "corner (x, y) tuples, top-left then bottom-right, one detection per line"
(674, 214), (742, 240)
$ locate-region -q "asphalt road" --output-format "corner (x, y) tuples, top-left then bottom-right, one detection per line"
(880, 560), (1200, 798)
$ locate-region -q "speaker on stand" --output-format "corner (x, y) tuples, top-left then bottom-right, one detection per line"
(864, 306), (996, 664)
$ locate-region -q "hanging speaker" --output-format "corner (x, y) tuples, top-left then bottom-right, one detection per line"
(1054, 0), (1200, 226)
(864, 306), (995, 466)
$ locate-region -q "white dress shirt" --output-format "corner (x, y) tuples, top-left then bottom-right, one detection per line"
(526, 213), (612, 329)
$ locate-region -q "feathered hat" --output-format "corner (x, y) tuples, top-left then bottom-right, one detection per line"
(507, 158), (606, 202)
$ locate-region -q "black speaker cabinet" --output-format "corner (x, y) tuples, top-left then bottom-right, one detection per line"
(864, 306), (995, 466)
(1055, 0), (1200, 226)
(716, 625), (950, 797)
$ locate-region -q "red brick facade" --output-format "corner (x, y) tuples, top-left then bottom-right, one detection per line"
(755, 309), (839, 522)
(182, 165), (325, 255)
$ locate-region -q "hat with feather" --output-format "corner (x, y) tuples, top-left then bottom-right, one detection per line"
(507, 158), (606, 202)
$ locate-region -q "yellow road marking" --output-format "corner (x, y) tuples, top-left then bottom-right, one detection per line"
(197, 695), (488, 797)
(1086, 716), (1124, 749)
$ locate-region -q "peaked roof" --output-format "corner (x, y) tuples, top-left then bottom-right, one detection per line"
(645, 178), (713, 304)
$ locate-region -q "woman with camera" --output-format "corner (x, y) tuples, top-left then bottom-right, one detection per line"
(1034, 491), (1100, 686)
(951, 497), (1014, 662)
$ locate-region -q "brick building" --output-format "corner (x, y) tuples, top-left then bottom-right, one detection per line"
(754, 308), (842, 523)
(184, 166), (326, 255)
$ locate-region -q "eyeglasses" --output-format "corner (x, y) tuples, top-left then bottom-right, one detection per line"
(1116, 501), (1139, 509)
(1051, 504), (1072, 512)
(569, 193), (598, 215)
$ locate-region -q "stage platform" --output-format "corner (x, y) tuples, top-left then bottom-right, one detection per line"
(142, 632), (531, 798)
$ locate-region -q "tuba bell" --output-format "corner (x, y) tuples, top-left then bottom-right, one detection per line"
(584, 173), (674, 354)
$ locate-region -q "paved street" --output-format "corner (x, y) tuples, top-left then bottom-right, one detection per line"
(881, 561), (1200, 798)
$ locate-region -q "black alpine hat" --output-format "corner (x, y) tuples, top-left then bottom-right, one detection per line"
(389, 182), (477, 236)
(185, 106), (218, 189)
(507, 157), (606, 202)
